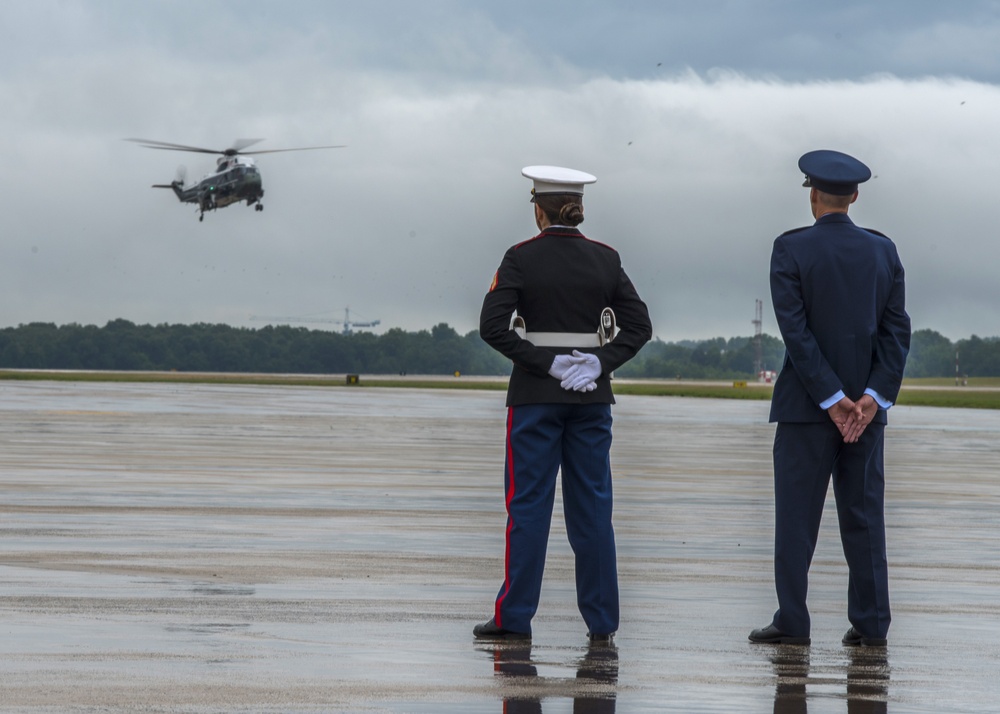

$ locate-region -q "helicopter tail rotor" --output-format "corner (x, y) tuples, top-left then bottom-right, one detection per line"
(151, 166), (188, 202)
(151, 164), (186, 189)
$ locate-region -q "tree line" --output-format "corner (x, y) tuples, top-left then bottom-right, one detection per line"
(0, 320), (995, 378)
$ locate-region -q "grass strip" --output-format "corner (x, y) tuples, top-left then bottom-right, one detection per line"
(1, 371), (998, 409)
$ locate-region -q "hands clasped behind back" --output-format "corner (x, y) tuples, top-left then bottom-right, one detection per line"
(548, 354), (577, 381)
(549, 352), (598, 391)
(826, 394), (879, 444)
(552, 350), (601, 392)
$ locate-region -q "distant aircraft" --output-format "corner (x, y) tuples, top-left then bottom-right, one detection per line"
(126, 138), (344, 221)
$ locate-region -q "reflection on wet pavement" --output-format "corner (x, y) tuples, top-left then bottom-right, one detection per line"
(768, 645), (889, 714)
(484, 640), (619, 713)
(0, 381), (998, 711)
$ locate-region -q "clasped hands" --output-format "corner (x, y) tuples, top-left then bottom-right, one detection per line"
(827, 394), (878, 444)
(548, 350), (602, 392)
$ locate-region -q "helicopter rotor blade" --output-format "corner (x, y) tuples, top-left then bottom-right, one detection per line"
(228, 138), (265, 153)
(125, 138), (223, 155)
(241, 145), (347, 155)
(127, 138), (346, 157)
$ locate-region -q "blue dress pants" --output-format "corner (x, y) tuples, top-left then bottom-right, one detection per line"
(494, 402), (619, 636)
(772, 420), (890, 639)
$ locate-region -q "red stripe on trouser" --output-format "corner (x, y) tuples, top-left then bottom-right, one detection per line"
(495, 406), (516, 628)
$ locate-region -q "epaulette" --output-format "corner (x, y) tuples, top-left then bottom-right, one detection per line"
(862, 227), (890, 239)
(512, 234), (544, 250)
(583, 235), (617, 252)
(546, 227), (616, 251)
(513, 227), (589, 250)
(778, 226), (811, 237)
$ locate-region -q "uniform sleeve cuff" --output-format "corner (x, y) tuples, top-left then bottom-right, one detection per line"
(865, 388), (893, 409)
(819, 390), (846, 410)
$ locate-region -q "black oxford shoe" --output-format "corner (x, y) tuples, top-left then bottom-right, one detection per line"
(842, 626), (887, 647)
(473, 618), (531, 641)
(587, 631), (615, 644)
(748, 623), (811, 645)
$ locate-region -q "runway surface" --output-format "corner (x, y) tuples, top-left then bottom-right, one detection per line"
(1, 380), (998, 712)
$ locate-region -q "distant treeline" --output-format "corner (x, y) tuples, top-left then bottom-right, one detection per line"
(617, 329), (1000, 380)
(0, 321), (995, 378)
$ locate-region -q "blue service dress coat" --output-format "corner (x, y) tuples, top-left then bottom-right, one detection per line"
(767, 211), (911, 640)
(769, 212), (910, 423)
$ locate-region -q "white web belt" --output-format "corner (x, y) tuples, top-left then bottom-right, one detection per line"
(511, 308), (618, 347)
(523, 331), (602, 347)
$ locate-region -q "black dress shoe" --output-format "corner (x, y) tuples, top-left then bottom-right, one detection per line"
(473, 618), (530, 640)
(748, 623), (810, 645)
(587, 631), (615, 644)
(842, 626), (887, 647)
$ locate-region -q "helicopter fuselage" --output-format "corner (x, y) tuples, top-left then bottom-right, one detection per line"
(157, 156), (264, 220)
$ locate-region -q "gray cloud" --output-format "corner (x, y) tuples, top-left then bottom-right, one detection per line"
(2, 2), (998, 344)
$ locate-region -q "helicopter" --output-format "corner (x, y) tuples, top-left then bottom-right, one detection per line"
(126, 138), (344, 221)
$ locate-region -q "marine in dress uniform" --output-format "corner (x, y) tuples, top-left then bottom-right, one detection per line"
(750, 150), (911, 647)
(474, 166), (652, 642)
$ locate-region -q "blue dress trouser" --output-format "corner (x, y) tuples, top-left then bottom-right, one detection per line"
(772, 420), (891, 639)
(494, 402), (619, 636)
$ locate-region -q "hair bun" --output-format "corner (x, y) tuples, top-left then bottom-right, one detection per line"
(558, 202), (584, 225)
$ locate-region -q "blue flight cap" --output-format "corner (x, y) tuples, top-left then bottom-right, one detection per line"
(798, 150), (871, 195)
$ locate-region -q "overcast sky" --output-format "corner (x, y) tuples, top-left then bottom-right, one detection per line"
(3, 1), (999, 342)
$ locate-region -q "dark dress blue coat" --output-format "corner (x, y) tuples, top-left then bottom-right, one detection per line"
(480, 227), (651, 406)
(768, 212), (910, 423)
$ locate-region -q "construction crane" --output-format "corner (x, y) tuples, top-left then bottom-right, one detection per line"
(249, 307), (381, 335)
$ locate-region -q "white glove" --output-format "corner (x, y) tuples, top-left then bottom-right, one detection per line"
(548, 354), (576, 380)
(559, 350), (602, 392)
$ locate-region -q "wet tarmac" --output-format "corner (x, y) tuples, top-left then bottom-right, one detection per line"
(1, 380), (998, 713)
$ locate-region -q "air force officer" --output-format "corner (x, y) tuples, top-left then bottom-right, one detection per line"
(750, 150), (911, 647)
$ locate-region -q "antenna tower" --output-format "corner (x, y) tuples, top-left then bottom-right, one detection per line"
(752, 299), (763, 377)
